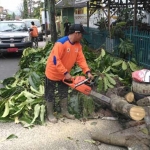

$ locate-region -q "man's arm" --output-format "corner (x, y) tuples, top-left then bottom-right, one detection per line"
(76, 46), (93, 80)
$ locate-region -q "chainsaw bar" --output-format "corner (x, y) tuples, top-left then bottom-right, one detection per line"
(90, 90), (111, 104)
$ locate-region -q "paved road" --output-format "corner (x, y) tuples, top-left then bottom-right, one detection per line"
(0, 41), (46, 88)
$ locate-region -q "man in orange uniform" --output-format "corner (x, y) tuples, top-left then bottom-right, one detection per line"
(45, 24), (93, 123)
(30, 21), (38, 47)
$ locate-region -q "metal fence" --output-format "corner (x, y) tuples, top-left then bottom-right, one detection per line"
(125, 27), (150, 68)
(83, 27), (108, 49)
(83, 26), (150, 68)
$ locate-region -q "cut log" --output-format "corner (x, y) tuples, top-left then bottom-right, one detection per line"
(110, 94), (145, 121)
(117, 86), (131, 97)
(124, 92), (134, 103)
(137, 96), (150, 106)
(143, 106), (150, 135)
(90, 128), (149, 150)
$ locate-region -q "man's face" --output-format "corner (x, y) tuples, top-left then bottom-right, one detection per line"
(75, 32), (83, 42)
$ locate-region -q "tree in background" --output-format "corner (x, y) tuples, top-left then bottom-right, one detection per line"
(23, 0), (28, 19)
(32, 0), (43, 18)
(48, 0), (57, 43)
(12, 12), (16, 20)
(18, 3), (24, 19)
(5, 14), (12, 20)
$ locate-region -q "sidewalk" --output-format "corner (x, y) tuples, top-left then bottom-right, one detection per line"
(1, 118), (148, 150)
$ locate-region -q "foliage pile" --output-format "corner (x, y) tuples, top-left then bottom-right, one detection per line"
(0, 43), (53, 127)
(0, 43), (141, 126)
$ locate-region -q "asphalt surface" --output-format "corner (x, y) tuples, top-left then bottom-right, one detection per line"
(0, 41), (148, 150)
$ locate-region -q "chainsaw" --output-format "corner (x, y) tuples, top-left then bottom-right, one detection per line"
(63, 76), (110, 104)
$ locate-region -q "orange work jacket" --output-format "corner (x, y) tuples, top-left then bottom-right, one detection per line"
(45, 36), (90, 81)
(30, 25), (38, 37)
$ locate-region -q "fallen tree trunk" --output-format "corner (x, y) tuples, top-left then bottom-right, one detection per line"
(137, 96), (150, 106)
(106, 87), (135, 103)
(90, 128), (149, 150)
(110, 94), (145, 121)
(143, 106), (150, 135)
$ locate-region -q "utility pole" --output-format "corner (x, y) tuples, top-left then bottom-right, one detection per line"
(133, 0), (137, 27)
(87, 1), (89, 29)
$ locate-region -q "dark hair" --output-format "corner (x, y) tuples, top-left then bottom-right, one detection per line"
(31, 21), (35, 25)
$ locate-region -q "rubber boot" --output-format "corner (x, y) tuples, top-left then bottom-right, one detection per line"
(60, 98), (75, 119)
(46, 101), (57, 123)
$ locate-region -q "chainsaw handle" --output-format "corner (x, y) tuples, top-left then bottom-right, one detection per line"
(63, 77), (75, 88)
(63, 79), (73, 84)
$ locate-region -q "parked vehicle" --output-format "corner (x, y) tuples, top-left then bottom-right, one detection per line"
(22, 19), (43, 41)
(0, 21), (32, 54)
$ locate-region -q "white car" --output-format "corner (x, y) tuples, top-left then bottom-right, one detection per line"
(0, 21), (32, 54)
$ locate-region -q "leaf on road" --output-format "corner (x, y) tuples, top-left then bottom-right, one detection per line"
(67, 137), (73, 140)
(6, 134), (18, 140)
(84, 139), (96, 144)
(90, 122), (97, 125)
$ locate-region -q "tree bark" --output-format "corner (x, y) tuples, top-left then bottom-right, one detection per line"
(49, 0), (57, 43)
(143, 106), (150, 135)
(117, 86), (131, 97)
(137, 96), (150, 106)
(90, 128), (149, 150)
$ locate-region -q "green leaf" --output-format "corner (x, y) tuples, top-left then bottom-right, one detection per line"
(97, 77), (104, 92)
(40, 105), (46, 124)
(140, 128), (148, 135)
(28, 72), (41, 91)
(6, 134), (18, 140)
(2, 102), (9, 118)
(128, 61), (138, 71)
(28, 75), (37, 90)
(112, 60), (123, 66)
(20, 116), (32, 126)
(67, 137), (73, 140)
(103, 77), (108, 91)
(0, 117), (12, 122)
(2, 77), (16, 87)
(30, 104), (41, 124)
(105, 74), (116, 85)
(101, 48), (105, 57)
(122, 61), (127, 70)
(23, 90), (36, 99)
(104, 66), (111, 73)
(84, 139), (96, 144)
(90, 122), (97, 125)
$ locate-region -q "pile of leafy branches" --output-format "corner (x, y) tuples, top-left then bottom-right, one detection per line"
(0, 43), (142, 127)
(0, 43), (53, 127)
